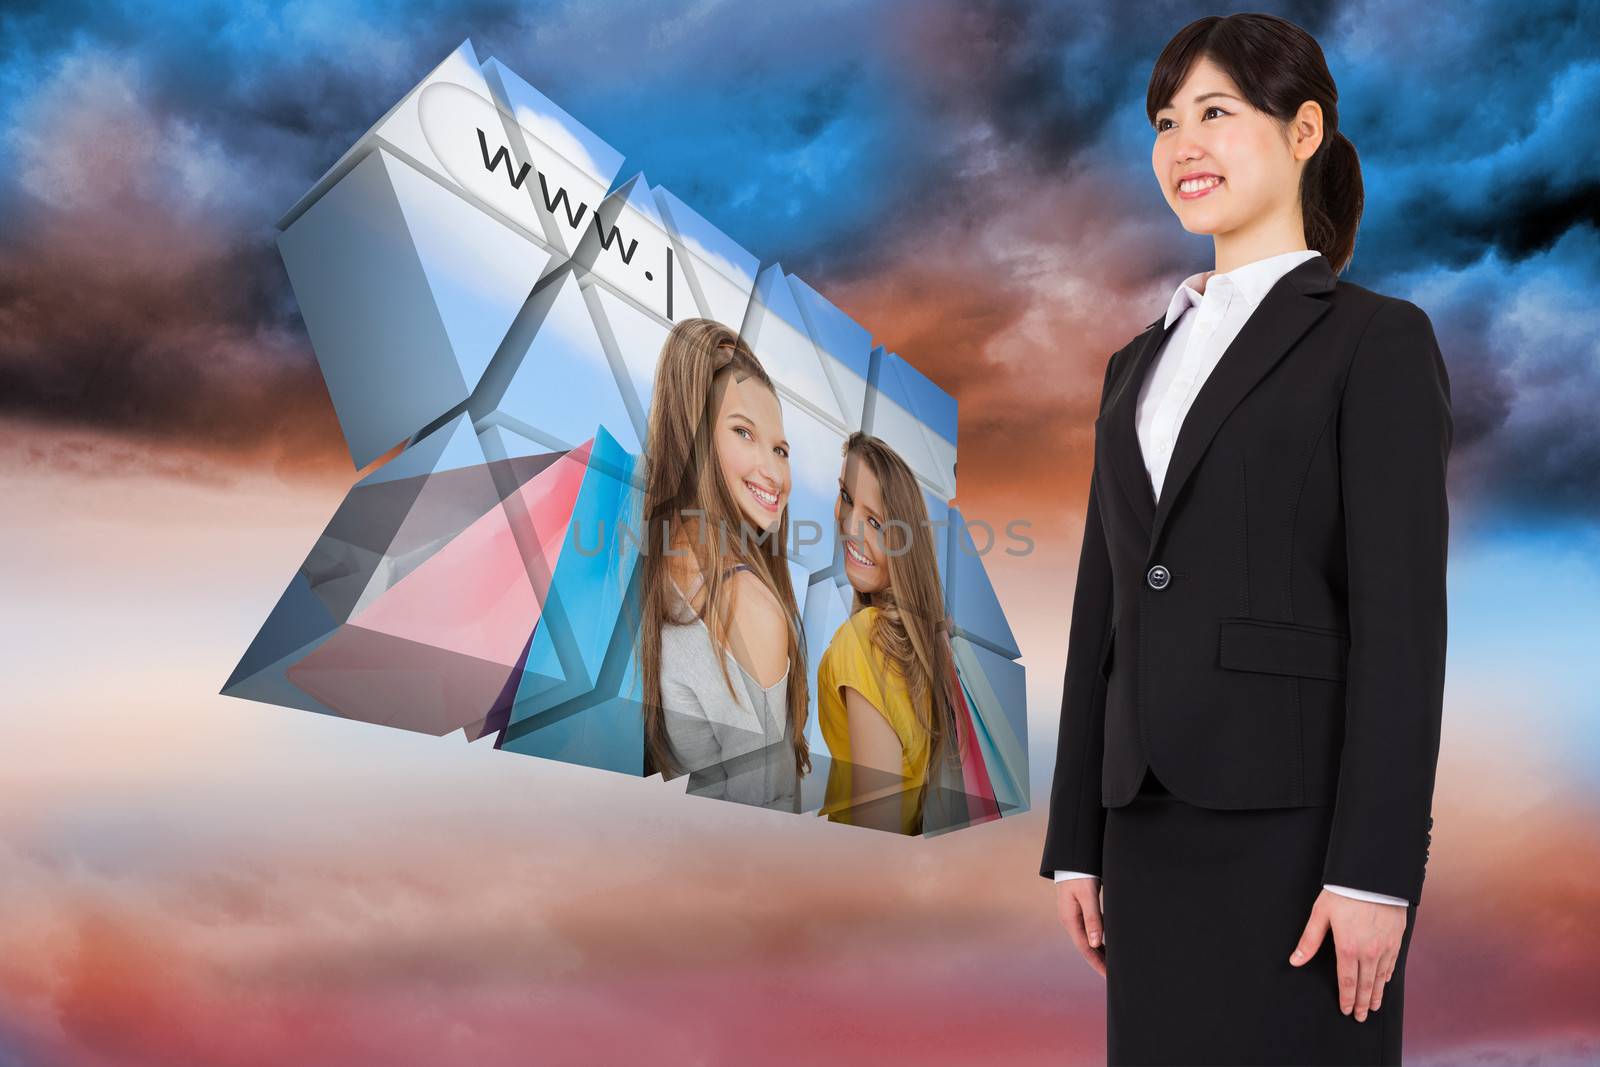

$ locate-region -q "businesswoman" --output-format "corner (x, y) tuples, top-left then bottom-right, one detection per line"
(636, 318), (810, 810)
(1039, 14), (1452, 1065)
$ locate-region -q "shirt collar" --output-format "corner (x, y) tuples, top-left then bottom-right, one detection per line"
(1162, 249), (1323, 328)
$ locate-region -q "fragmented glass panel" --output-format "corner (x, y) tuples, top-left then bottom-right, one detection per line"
(224, 38), (1027, 838)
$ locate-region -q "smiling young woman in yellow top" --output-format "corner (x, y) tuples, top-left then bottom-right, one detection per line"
(816, 432), (968, 836)
(817, 603), (930, 834)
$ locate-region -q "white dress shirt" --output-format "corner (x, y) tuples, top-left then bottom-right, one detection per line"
(1054, 249), (1409, 909)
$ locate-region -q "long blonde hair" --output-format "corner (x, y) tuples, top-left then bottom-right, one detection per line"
(840, 431), (966, 831)
(636, 317), (812, 780)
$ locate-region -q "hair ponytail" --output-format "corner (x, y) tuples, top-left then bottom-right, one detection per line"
(1303, 129), (1364, 275)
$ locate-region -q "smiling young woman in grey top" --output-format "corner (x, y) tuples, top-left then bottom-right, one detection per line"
(635, 317), (812, 802)
(659, 562), (798, 811)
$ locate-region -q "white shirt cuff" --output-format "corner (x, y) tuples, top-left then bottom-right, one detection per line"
(1053, 875), (1405, 906)
(1325, 883), (1409, 907)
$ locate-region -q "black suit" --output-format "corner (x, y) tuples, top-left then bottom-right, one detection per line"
(1040, 251), (1452, 902)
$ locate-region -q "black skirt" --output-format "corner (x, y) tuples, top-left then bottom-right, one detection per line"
(1102, 766), (1418, 1066)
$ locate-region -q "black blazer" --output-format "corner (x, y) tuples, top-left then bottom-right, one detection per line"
(1039, 253), (1453, 904)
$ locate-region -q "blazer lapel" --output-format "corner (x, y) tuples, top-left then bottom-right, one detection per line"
(1099, 316), (1171, 543)
(1101, 253), (1338, 554)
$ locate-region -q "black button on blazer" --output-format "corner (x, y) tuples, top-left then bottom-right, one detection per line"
(1039, 253), (1453, 905)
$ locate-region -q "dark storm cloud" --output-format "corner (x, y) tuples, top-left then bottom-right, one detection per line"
(0, 0), (1594, 519)
(1422, 230), (1600, 522)
(0, 1), (900, 475)
(906, 0), (1598, 280)
(0, 39), (339, 472)
(888, 0), (1341, 170)
(957, 0), (1600, 520)
(1311, 0), (1600, 518)
(1336, 0), (1600, 275)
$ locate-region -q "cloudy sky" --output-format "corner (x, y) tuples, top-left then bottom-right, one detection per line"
(2, 1), (1598, 1064)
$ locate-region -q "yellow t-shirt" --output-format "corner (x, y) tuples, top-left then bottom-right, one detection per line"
(817, 606), (930, 834)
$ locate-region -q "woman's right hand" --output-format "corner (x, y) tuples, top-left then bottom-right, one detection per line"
(1055, 877), (1107, 977)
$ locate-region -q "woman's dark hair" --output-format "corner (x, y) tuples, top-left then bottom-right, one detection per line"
(1146, 14), (1364, 274)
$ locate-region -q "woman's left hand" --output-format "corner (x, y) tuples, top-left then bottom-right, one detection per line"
(1288, 889), (1407, 1021)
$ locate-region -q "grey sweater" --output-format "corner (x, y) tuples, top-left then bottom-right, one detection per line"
(659, 567), (799, 811)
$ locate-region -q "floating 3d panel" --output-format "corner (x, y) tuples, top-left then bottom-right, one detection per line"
(223, 38), (1028, 838)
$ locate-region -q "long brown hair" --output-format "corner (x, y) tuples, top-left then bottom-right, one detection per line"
(840, 431), (967, 831)
(635, 317), (811, 780)
(1146, 13), (1364, 274)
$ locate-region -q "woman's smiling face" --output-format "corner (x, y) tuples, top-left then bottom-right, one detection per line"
(835, 453), (890, 595)
(1152, 55), (1309, 241)
(716, 372), (790, 535)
